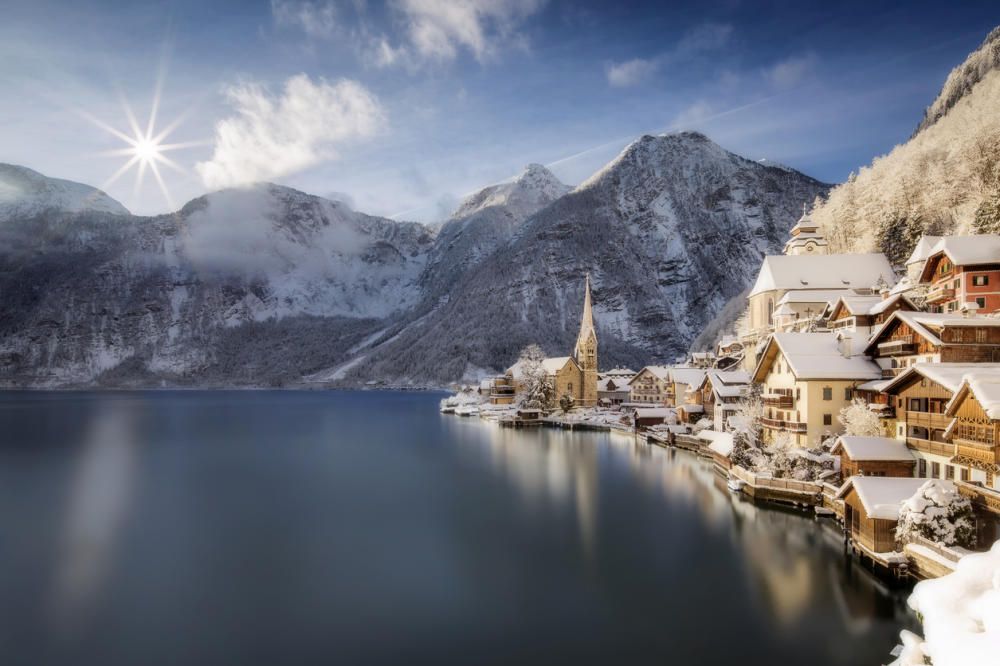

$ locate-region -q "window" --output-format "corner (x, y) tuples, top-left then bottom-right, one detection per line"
(796, 388), (800, 400)
(946, 465), (955, 480)
(961, 468), (970, 482)
(899, 424), (904, 437)
(977, 327), (987, 342)
(932, 462), (941, 478)
(823, 413), (832, 426)
(976, 298), (986, 310)
(844, 388), (853, 401)
(567, 382), (573, 393)
(918, 459), (927, 477)
(822, 387), (832, 400)
(974, 275), (989, 287)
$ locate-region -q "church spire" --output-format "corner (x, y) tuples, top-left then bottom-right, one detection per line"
(575, 274), (597, 372)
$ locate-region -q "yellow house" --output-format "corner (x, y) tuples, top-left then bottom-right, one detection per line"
(752, 332), (882, 447)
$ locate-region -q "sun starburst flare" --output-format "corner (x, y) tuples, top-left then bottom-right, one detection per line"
(83, 73), (206, 211)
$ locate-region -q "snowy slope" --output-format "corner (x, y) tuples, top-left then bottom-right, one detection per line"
(0, 163), (129, 218)
(348, 132), (829, 385)
(811, 26), (1000, 262)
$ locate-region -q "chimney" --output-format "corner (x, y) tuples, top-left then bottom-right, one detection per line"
(961, 302), (980, 318)
(838, 334), (852, 358)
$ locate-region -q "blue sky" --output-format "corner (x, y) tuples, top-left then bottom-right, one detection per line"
(0, 0), (996, 220)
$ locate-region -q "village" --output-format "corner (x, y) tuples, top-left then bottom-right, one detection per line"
(441, 209), (1000, 594)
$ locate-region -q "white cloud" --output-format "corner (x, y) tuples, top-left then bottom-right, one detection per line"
(606, 58), (659, 88)
(271, 0), (338, 38)
(763, 53), (817, 89)
(670, 100), (714, 129)
(398, 0), (544, 61)
(196, 74), (385, 189)
(605, 22), (732, 88)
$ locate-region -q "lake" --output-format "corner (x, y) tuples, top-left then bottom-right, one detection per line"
(0, 390), (916, 665)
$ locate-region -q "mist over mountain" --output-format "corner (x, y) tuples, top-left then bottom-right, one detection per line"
(0, 131), (827, 388)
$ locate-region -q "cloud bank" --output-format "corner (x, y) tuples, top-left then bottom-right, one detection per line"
(196, 74), (385, 189)
(606, 22), (733, 87)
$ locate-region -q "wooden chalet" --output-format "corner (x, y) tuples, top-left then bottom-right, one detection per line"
(864, 311), (1000, 378)
(830, 436), (915, 478)
(836, 476), (927, 558)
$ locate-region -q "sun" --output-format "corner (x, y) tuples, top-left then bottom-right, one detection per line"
(82, 72), (205, 210)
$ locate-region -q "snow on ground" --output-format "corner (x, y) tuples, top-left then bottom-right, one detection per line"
(890, 541), (1000, 666)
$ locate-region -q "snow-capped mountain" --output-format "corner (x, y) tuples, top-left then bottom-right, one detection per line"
(810, 25), (1000, 262)
(342, 132), (829, 385)
(0, 134), (826, 388)
(419, 163), (569, 296)
(0, 163), (129, 218)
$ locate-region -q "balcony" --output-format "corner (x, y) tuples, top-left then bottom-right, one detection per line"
(954, 437), (1000, 466)
(881, 367), (903, 378)
(828, 317), (856, 331)
(878, 336), (917, 356)
(905, 410), (952, 430)
(906, 437), (954, 457)
(760, 417), (807, 433)
(926, 285), (956, 304)
(761, 393), (793, 408)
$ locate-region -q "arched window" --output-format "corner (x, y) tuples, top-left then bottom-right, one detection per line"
(767, 299), (774, 325)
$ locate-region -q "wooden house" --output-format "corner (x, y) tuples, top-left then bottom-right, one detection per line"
(917, 235), (1000, 314)
(864, 311), (1000, 379)
(944, 371), (1000, 491)
(830, 436), (915, 478)
(836, 477), (929, 555)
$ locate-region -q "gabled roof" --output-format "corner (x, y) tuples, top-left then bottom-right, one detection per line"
(828, 294), (883, 319)
(507, 356), (576, 380)
(749, 253), (896, 298)
(918, 235), (1000, 281)
(628, 365), (672, 384)
(831, 436), (915, 461)
(669, 367), (707, 389)
(945, 370), (1000, 419)
(882, 363), (1000, 395)
(777, 288), (862, 306)
(905, 235), (944, 266)
(835, 476), (931, 520)
(752, 332), (882, 382)
(865, 311), (1000, 354)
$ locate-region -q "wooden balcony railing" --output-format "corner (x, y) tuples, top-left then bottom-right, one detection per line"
(762, 394), (793, 408)
(878, 336), (916, 356)
(760, 417), (807, 433)
(956, 481), (1000, 515)
(954, 437), (1000, 465)
(926, 285), (956, 304)
(906, 437), (954, 457)
(905, 410), (952, 430)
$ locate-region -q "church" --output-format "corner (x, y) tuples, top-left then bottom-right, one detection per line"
(503, 274), (599, 407)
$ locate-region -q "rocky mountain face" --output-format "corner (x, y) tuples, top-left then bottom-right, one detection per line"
(0, 133), (827, 388)
(811, 25), (1000, 263)
(342, 132), (829, 385)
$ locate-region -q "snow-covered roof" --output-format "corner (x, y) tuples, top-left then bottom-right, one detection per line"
(922, 235), (1000, 269)
(679, 404), (704, 413)
(754, 332), (882, 382)
(697, 430), (734, 457)
(905, 235), (944, 266)
(628, 365), (672, 383)
(717, 335), (741, 348)
(866, 311), (1000, 352)
(856, 378), (892, 392)
(507, 356), (575, 379)
(883, 363), (1000, 395)
(669, 367), (707, 388)
(598, 377), (629, 392)
(777, 288), (855, 305)
(868, 293), (915, 315)
(631, 407), (674, 417)
(836, 476), (930, 520)
(831, 436), (915, 461)
(749, 253), (896, 298)
(773, 303), (795, 317)
(830, 294), (883, 317)
(946, 370), (1000, 419)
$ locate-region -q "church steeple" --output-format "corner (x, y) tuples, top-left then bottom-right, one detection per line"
(574, 274), (598, 373)
(783, 202), (829, 256)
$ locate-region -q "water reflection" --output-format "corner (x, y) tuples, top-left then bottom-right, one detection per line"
(48, 399), (139, 634)
(447, 416), (917, 651)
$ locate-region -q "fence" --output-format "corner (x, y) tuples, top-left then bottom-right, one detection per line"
(730, 465), (824, 496)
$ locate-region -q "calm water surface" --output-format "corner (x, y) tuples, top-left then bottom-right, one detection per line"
(0, 391), (916, 665)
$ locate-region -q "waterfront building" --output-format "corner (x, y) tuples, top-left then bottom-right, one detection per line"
(831, 436), (915, 479)
(597, 376), (631, 405)
(751, 332), (882, 446)
(695, 369), (750, 431)
(628, 366), (673, 404)
(944, 371), (1000, 491)
(836, 476), (930, 555)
